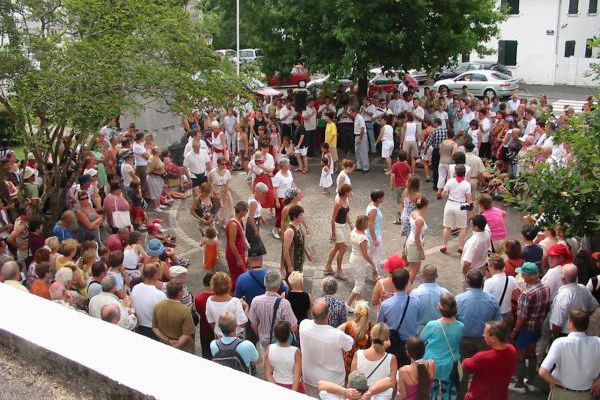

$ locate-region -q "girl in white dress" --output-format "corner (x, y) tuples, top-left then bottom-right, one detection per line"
(319, 147), (334, 194)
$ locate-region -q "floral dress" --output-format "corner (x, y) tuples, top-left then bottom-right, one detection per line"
(400, 195), (417, 237)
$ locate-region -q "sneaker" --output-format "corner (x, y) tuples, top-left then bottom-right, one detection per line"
(384, 171), (391, 175)
(425, 177), (432, 182)
(524, 379), (537, 392)
(159, 204), (168, 209)
(272, 228), (281, 240)
(393, 218), (402, 225)
(509, 383), (526, 394)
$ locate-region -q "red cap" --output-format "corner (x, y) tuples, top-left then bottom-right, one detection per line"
(384, 254), (406, 274)
(547, 243), (573, 262)
(591, 252), (600, 261)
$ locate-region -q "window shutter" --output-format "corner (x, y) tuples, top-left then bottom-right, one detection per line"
(589, 0), (598, 13)
(564, 40), (576, 57)
(568, 0), (579, 14)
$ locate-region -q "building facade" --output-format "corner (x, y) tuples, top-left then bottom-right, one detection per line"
(473, 0), (599, 86)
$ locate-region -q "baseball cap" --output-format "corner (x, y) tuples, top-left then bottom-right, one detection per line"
(591, 252), (600, 261)
(547, 243), (572, 261)
(148, 219), (166, 233)
(169, 265), (188, 278)
(515, 262), (539, 276)
(384, 254), (406, 274)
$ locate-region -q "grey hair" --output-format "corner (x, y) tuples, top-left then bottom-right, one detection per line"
(0, 261), (19, 280)
(54, 267), (73, 286)
(101, 304), (120, 323)
(255, 182), (269, 193)
(322, 276), (338, 295)
(278, 158), (290, 167)
(264, 270), (281, 291)
(101, 275), (116, 292)
(217, 312), (237, 335)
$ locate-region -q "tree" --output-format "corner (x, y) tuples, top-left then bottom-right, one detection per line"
(513, 104), (600, 238)
(0, 0), (246, 225)
(206, 0), (505, 94)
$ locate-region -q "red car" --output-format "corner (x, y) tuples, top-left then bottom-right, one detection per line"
(268, 65), (311, 87)
(368, 74), (417, 98)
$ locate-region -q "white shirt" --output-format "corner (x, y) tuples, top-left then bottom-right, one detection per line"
(302, 106), (317, 131)
(484, 272), (518, 314)
(184, 138), (208, 156)
(89, 291), (138, 330)
(401, 99), (413, 113)
(272, 171), (294, 198)
(434, 111), (448, 128)
(541, 266), (564, 299)
(337, 107), (352, 123)
(480, 117), (491, 142)
(205, 297), (248, 337)
(353, 114), (366, 136)
(461, 230), (490, 271)
(133, 142), (148, 167)
(549, 283), (599, 333)
(279, 106), (294, 124)
(413, 106), (425, 121)
(444, 178), (471, 203)
(267, 343), (298, 385)
(224, 115), (237, 134)
(404, 122), (417, 142)
(462, 110), (476, 124)
(361, 104), (377, 122)
(525, 118), (537, 137)
(388, 99), (403, 116)
(541, 332), (600, 390)
(183, 149), (209, 176)
(318, 104), (336, 118)
(121, 163), (136, 188)
(507, 99), (520, 113)
(299, 319), (354, 386)
(130, 283), (167, 328)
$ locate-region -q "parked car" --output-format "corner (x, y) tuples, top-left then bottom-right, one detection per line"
(408, 69), (429, 84)
(367, 74), (403, 97)
(432, 70), (518, 98)
(215, 49), (236, 63)
(237, 48), (262, 64)
(433, 61), (512, 81)
(306, 74), (353, 90)
(268, 65), (311, 87)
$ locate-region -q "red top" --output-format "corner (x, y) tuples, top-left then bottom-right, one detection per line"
(194, 290), (216, 339)
(391, 161), (411, 188)
(463, 344), (517, 400)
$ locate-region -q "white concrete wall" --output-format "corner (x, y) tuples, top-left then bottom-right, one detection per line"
(0, 283), (308, 400)
(473, 0), (600, 86)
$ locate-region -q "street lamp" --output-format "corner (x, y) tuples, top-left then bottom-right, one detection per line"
(236, 0), (240, 76)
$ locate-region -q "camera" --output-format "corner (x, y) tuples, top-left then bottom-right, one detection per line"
(460, 203), (474, 211)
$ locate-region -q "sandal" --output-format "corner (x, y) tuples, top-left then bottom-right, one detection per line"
(323, 268), (335, 276)
(439, 247), (447, 254)
(335, 273), (349, 281)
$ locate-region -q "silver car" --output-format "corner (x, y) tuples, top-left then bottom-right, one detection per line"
(432, 70), (518, 98)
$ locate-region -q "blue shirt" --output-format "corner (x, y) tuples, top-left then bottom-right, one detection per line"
(235, 268), (286, 305)
(377, 291), (420, 340)
(365, 204), (383, 240)
(420, 319), (464, 380)
(53, 223), (75, 242)
(411, 283), (450, 332)
(456, 289), (501, 338)
(210, 337), (259, 368)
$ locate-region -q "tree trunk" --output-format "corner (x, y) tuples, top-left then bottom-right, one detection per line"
(358, 76), (368, 103)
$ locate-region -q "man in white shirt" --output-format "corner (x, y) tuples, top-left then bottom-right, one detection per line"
(279, 98), (294, 139)
(461, 215), (491, 274)
(524, 108), (537, 137)
(549, 264), (599, 337)
(300, 299), (353, 397)
(540, 309), (600, 397)
(302, 98), (318, 157)
(541, 243), (573, 299)
(360, 97), (377, 154)
(1, 261), (28, 293)
(223, 109), (238, 155)
(351, 107), (368, 172)
(387, 91), (403, 116)
(132, 132), (150, 197)
(130, 264), (166, 340)
(478, 109), (492, 159)
(484, 254), (518, 326)
(89, 275), (138, 330)
(507, 92), (520, 113)
(183, 140), (210, 197)
(183, 129), (208, 157)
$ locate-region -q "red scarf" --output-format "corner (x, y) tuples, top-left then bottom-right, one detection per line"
(456, 176), (465, 183)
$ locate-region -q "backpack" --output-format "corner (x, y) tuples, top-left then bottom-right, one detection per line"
(212, 338), (249, 374)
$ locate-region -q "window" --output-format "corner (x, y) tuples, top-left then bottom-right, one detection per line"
(585, 38), (594, 58)
(498, 40), (518, 66)
(568, 0), (578, 14)
(471, 74), (488, 81)
(501, 0), (520, 14)
(492, 72), (512, 80)
(564, 40), (576, 57)
(457, 73), (472, 81)
(590, 0), (598, 13)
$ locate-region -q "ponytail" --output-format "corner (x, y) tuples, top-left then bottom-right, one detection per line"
(415, 360), (431, 400)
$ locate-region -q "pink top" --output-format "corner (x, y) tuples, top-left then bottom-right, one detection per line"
(482, 207), (507, 241)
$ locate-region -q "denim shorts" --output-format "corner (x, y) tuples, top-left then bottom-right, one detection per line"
(515, 328), (541, 349)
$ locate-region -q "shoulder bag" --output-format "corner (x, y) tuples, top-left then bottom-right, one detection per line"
(440, 321), (463, 381)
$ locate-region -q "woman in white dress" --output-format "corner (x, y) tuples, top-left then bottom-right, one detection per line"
(208, 156), (233, 229)
(264, 320), (303, 392)
(350, 322), (398, 400)
(336, 159), (355, 193)
(345, 215), (377, 310)
(404, 196), (429, 284)
(375, 114), (395, 175)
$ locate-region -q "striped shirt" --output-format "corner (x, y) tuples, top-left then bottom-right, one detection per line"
(249, 291), (297, 349)
(425, 127), (448, 149)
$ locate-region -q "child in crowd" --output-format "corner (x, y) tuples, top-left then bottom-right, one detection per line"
(390, 150), (411, 220)
(201, 226), (219, 271)
(127, 181), (147, 230)
(319, 144), (333, 195)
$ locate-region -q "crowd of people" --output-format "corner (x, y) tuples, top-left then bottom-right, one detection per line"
(0, 81), (599, 400)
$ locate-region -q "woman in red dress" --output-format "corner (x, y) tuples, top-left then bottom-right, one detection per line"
(225, 201), (249, 291)
(250, 140), (276, 209)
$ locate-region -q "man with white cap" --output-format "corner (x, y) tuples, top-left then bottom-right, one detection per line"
(169, 265), (196, 322)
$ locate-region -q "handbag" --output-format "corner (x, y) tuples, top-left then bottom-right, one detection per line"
(387, 296), (410, 365)
(112, 197), (132, 229)
(439, 321), (463, 381)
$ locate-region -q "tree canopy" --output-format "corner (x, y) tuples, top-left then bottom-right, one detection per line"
(0, 0), (246, 222)
(206, 0), (505, 83)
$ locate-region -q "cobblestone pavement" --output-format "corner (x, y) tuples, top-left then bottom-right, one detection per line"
(156, 159), (547, 399)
